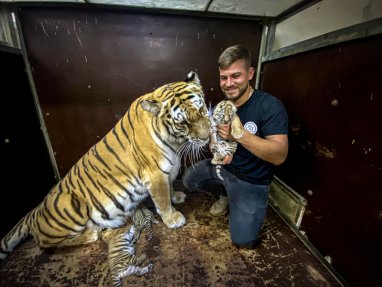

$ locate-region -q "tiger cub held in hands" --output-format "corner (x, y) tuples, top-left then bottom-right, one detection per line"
(0, 72), (210, 260)
(210, 100), (239, 180)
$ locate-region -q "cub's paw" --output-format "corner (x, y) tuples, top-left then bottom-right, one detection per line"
(171, 191), (186, 204)
(162, 211), (186, 229)
(147, 263), (154, 273)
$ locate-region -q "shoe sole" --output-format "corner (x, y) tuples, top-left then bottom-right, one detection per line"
(210, 209), (229, 217)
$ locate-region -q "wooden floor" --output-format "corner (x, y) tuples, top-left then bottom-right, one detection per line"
(0, 182), (342, 287)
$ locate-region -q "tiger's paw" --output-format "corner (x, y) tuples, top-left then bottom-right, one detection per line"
(231, 114), (245, 139)
(171, 191), (186, 204)
(162, 211), (186, 229)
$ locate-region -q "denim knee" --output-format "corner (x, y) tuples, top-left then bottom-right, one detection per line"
(182, 167), (199, 191)
(230, 233), (258, 248)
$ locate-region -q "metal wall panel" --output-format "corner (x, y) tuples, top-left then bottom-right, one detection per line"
(18, 6), (262, 176)
(261, 35), (382, 287)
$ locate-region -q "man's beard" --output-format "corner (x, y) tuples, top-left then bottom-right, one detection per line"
(224, 84), (249, 101)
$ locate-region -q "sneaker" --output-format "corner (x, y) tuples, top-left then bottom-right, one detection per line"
(209, 195), (229, 216)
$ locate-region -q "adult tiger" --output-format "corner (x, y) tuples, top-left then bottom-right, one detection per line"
(0, 71), (210, 260)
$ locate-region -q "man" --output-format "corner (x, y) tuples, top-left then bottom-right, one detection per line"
(182, 44), (288, 248)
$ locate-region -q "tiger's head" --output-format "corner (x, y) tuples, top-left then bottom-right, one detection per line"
(140, 72), (210, 149)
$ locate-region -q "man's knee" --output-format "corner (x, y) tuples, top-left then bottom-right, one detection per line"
(229, 219), (262, 248)
(230, 234), (259, 248)
(182, 168), (196, 191)
(182, 159), (215, 192)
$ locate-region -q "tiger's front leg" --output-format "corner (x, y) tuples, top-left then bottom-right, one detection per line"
(148, 176), (186, 229)
(169, 157), (186, 205)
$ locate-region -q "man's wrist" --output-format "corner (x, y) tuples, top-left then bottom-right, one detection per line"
(232, 126), (245, 140)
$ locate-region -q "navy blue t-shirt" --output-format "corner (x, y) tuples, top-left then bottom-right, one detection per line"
(225, 90), (288, 185)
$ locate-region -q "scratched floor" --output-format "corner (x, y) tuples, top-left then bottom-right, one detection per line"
(0, 182), (342, 287)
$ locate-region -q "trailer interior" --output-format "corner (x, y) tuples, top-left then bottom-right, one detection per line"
(1, 0), (381, 286)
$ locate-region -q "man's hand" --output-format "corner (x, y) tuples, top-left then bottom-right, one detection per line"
(217, 124), (234, 141)
(222, 153), (233, 165)
(217, 115), (245, 141)
(217, 123), (236, 165)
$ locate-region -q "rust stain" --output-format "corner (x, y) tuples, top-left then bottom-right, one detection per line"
(315, 143), (336, 159)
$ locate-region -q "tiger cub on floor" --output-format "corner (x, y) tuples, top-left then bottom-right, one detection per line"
(209, 100), (238, 180)
(99, 225), (153, 287)
(132, 206), (159, 241)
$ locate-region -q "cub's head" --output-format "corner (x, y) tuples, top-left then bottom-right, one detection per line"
(141, 72), (210, 147)
(213, 100), (237, 124)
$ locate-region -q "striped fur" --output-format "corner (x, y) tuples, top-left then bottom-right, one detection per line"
(132, 206), (159, 241)
(0, 72), (210, 260)
(100, 225), (153, 287)
(209, 100), (238, 181)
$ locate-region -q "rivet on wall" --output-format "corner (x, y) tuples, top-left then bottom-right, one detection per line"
(331, 99), (338, 107)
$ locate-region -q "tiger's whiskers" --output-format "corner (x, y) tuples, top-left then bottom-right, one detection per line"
(177, 140), (208, 170)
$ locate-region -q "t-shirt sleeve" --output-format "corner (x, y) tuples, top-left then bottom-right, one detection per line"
(262, 97), (289, 136)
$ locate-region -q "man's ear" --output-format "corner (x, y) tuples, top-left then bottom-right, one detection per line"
(141, 99), (162, 116)
(249, 67), (255, 81)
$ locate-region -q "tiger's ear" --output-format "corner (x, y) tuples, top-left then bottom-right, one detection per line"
(185, 71), (201, 86)
(141, 99), (162, 116)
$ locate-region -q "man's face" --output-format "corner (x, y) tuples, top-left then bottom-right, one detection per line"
(219, 59), (254, 103)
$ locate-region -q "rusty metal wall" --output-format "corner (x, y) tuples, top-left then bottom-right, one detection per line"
(261, 35), (382, 287)
(18, 5), (262, 176)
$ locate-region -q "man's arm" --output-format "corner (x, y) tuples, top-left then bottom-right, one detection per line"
(237, 132), (288, 165)
(218, 119), (288, 166)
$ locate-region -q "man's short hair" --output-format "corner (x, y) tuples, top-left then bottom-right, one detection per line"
(218, 44), (252, 70)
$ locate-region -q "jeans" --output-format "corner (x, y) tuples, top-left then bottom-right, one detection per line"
(182, 159), (269, 248)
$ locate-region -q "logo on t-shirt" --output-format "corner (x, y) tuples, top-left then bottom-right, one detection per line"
(244, 121), (257, 134)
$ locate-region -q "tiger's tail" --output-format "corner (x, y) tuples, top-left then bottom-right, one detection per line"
(0, 213), (31, 260)
(216, 164), (224, 181)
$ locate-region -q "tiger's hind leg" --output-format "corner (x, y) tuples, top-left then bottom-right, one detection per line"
(111, 263), (153, 287)
(110, 255), (153, 287)
(53, 227), (101, 248)
(120, 263), (154, 278)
